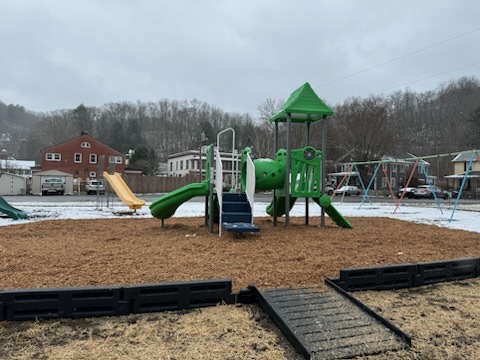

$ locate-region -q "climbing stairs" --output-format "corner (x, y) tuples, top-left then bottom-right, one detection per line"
(221, 192), (259, 234)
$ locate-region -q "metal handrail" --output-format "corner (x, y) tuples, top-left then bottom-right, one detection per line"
(215, 148), (223, 236)
(216, 127), (237, 191)
(245, 151), (256, 224)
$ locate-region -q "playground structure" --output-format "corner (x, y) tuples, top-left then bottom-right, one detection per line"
(150, 83), (352, 233)
(0, 195), (28, 220)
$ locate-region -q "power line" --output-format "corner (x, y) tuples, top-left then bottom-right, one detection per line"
(315, 26), (480, 89)
(374, 60), (480, 94)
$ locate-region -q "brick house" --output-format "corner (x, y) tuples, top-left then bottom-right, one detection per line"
(41, 132), (125, 179)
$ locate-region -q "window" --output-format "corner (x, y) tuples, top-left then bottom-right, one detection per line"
(81, 142), (91, 148)
(186, 160), (189, 170)
(46, 153), (61, 161)
(391, 177), (396, 188)
(180, 160), (183, 170)
(74, 153), (82, 163)
(89, 171), (96, 178)
(381, 177), (386, 188)
(108, 156), (122, 164)
(170, 162), (173, 171)
(90, 154), (97, 164)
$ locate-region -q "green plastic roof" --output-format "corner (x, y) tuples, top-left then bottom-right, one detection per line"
(269, 82), (334, 123)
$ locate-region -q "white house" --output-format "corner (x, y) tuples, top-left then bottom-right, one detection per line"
(167, 149), (241, 188)
(0, 158), (36, 178)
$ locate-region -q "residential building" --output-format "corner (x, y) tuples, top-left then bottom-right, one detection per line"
(41, 132), (125, 179)
(0, 158), (36, 178)
(445, 151), (480, 192)
(167, 149), (241, 188)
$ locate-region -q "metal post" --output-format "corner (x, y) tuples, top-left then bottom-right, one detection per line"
(273, 120), (278, 226)
(321, 115), (327, 227)
(285, 113), (291, 226)
(208, 145), (215, 233)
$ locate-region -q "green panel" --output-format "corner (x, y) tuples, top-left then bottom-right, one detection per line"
(290, 146), (322, 198)
(269, 82), (334, 123)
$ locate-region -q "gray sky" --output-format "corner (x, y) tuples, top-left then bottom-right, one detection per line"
(1, 0), (479, 115)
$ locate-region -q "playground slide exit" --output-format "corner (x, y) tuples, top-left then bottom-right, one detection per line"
(150, 181), (209, 220)
(0, 196), (29, 220)
(253, 158), (352, 228)
(103, 172), (145, 210)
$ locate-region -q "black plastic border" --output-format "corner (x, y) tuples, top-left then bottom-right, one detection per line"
(0, 279), (234, 321)
(336, 257), (480, 292)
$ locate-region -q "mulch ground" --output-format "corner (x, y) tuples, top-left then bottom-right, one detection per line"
(1, 216), (479, 291)
(1, 216), (480, 359)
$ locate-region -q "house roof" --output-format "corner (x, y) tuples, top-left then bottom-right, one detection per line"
(0, 172), (28, 180)
(41, 133), (124, 156)
(269, 82), (334, 123)
(445, 170), (480, 179)
(33, 169), (74, 177)
(452, 150), (480, 162)
(0, 159), (36, 169)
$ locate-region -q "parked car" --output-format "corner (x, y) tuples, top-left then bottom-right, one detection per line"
(41, 177), (65, 195)
(335, 185), (362, 196)
(325, 185), (334, 196)
(85, 180), (105, 195)
(413, 185), (449, 199)
(396, 187), (416, 199)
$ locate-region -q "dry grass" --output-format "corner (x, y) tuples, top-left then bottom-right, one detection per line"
(0, 305), (303, 360)
(353, 278), (480, 359)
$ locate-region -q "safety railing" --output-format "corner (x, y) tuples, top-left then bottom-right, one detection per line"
(215, 148), (224, 236)
(245, 151), (256, 223)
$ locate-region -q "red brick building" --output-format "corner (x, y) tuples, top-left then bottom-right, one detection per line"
(41, 132), (125, 179)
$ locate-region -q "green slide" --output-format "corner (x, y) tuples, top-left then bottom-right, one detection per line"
(266, 196), (297, 217)
(150, 181), (209, 220)
(314, 195), (352, 228)
(0, 196), (29, 220)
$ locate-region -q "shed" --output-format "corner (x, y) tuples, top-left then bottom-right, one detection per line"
(0, 172), (27, 195)
(31, 170), (74, 195)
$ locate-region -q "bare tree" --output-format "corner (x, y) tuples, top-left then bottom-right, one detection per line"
(331, 96), (393, 161)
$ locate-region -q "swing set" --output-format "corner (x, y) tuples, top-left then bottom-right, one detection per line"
(330, 150), (480, 222)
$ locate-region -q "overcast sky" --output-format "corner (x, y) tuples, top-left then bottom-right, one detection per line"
(1, 1), (479, 116)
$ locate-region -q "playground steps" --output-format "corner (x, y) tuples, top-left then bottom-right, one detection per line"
(221, 192), (259, 234)
(256, 287), (407, 359)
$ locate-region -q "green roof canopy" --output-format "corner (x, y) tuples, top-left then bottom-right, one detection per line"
(269, 82), (334, 123)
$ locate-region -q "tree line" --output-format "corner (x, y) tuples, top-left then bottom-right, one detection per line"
(1, 75), (479, 176)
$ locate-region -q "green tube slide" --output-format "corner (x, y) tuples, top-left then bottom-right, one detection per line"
(266, 196), (297, 217)
(314, 195), (352, 228)
(0, 196), (29, 220)
(150, 181), (209, 220)
(252, 158), (285, 191)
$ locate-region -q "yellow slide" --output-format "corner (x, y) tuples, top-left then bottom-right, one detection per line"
(103, 172), (145, 210)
